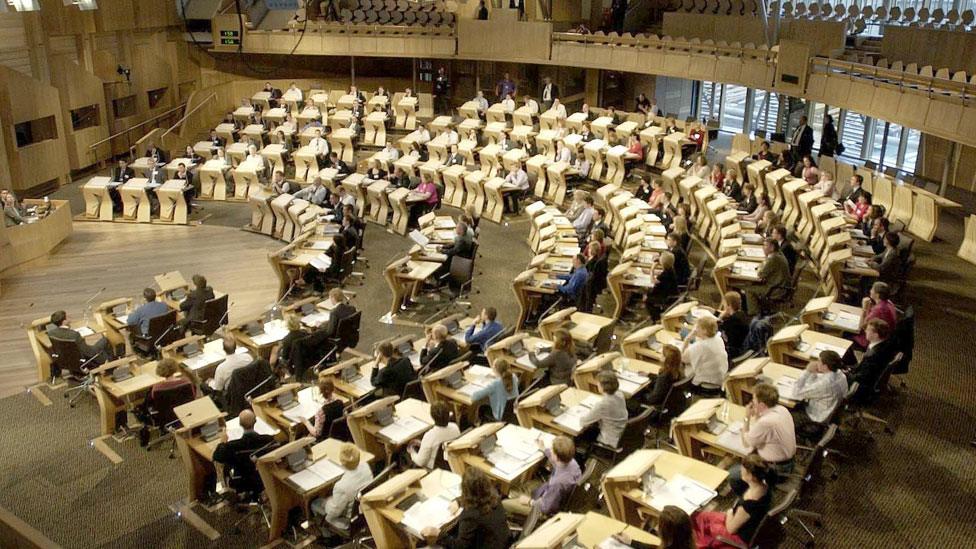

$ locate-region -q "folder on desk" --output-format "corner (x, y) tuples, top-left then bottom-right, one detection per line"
(309, 253), (333, 272)
(409, 229), (430, 247)
(400, 494), (459, 538)
(287, 458), (344, 493)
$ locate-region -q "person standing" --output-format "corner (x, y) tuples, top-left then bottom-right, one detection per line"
(820, 114), (839, 157)
(539, 77), (559, 112)
(434, 66), (451, 115)
(790, 115), (814, 162)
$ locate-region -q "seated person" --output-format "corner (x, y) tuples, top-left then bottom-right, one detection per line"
(420, 324), (461, 372)
(502, 161), (530, 214)
(718, 291), (750, 357)
(322, 288), (357, 338)
(421, 468), (511, 549)
(645, 344), (681, 414)
(293, 176), (328, 206)
(176, 274), (215, 334)
(502, 435), (581, 517)
(867, 232), (903, 286)
(666, 232), (691, 286)
(571, 196), (596, 236)
(555, 254), (589, 303)
(855, 281), (897, 349)
(213, 409), (276, 499)
(740, 193), (770, 225)
(529, 329), (577, 386)
(463, 307), (504, 354)
(731, 383), (797, 488)
(311, 443), (374, 531)
(694, 456), (773, 548)
(46, 310), (112, 369)
(471, 359), (519, 422)
(644, 251), (680, 322)
(303, 378), (344, 441)
(792, 350), (848, 441)
(408, 401), (460, 468)
(207, 336), (253, 395)
(848, 318), (896, 402)
(434, 221), (475, 278)
(581, 371), (628, 449)
(126, 288), (170, 337)
(271, 314), (307, 374)
(681, 314), (729, 391)
(3, 191), (25, 226)
(738, 183), (758, 214)
(408, 176), (439, 227)
(744, 238), (790, 315)
(138, 357), (197, 443)
(371, 341), (416, 397)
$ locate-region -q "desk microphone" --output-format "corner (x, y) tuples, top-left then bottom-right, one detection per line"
(154, 322), (179, 349)
(85, 287), (107, 307)
(217, 301), (236, 328)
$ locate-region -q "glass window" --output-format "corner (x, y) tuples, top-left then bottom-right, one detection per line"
(901, 128), (921, 172)
(883, 123), (903, 168)
(750, 90), (779, 138)
(147, 88), (168, 109)
(840, 109), (866, 158)
(113, 95), (137, 118)
(70, 104), (100, 131)
(720, 84), (748, 133)
(699, 81), (718, 123)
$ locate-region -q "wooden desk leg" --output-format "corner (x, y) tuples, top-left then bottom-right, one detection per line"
(94, 385), (119, 436)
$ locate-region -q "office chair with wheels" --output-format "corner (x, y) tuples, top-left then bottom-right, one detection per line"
(316, 311), (363, 369)
(132, 310), (179, 357)
(314, 464), (396, 546)
(435, 255), (476, 307)
(848, 353), (902, 438)
(717, 488), (798, 549)
(50, 337), (99, 407)
(563, 458), (601, 513)
(141, 381), (196, 454)
(592, 405), (654, 465)
(190, 294), (229, 337)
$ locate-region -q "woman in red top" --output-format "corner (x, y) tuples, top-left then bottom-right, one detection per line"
(709, 163), (725, 190)
(855, 281), (898, 349)
(624, 135), (644, 163)
(850, 193), (871, 223)
(408, 177), (439, 227)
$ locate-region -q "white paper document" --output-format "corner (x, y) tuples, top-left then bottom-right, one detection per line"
(716, 421), (753, 456)
(309, 253), (333, 273)
(400, 495), (458, 537)
(287, 458), (344, 493)
(378, 416), (429, 444)
(647, 474), (717, 515)
(226, 415), (279, 441)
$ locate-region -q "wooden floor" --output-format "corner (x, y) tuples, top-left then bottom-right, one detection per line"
(0, 218), (282, 398)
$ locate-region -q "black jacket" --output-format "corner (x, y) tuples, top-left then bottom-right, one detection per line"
(180, 286), (215, 322)
(324, 302), (357, 339)
(646, 369), (678, 408)
(442, 233), (475, 259)
(851, 340), (896, 402)
(371, 356), (416, 398)
(421, 339), (460, 372)
(781, 241), (798, 274)
(646, 267), (680, 308)
(224, 359), (275, 417)
(112, 167), (135, 184)
(671, 245), (691, 286)
(278, 329), (309, 368)
(46, 325), (103, 360)
(720, 310), (750, 357)
(213, 431), (276, 495)
(438, 504), (511, 549)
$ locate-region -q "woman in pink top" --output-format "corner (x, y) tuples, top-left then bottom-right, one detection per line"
(855, 281), (898, 348)
(800, 155), (819, 186)
(408, 177), (439, 226)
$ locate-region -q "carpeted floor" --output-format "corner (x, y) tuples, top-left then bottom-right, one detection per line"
(1, 160), (975, 547)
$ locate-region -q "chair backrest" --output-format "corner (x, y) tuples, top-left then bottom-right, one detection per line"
(801, 423), (837, 484)
(328, 414), (353, 442)
(196, 294), (229, 336)
(892, 305), (914, 373)
(49, 337), (87, 376)
(564, 458), (600, 512)
(147, 309), (180, 348)
(448, 255), (475, 288)
(518, 505), (544, 541)
(617, 405), (654, 454)
(577, 271), (597, 312)
(743, 488), (798, 545)
(335, 310), (363, 351)
(401, 378), (424, 401)
(148, 381), (197, 428)
(873, 351), (903, 396)
(225, 359), (276, 417)
(661, 377), (691, 419)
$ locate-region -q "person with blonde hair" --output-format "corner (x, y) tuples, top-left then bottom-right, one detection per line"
(471, 359), (519, 421)
(272, 314), (308, 374)
(529, 329), (577, 386)
(502, 435), (581, 516)
(681, 313), (728, 390)
(314, 442), (374, 530)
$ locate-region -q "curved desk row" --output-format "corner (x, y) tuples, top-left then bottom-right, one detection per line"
(0, 200), (73, 296)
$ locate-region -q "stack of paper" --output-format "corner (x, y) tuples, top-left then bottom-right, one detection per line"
(287, 458), (345, 493)
(739, 247), (766, 258)
(776, 377), (799, 400)
(378, 416), (429, 444)
(400, 495), (458, 537)
(116, 314), (130, 325)
(301, 311), (331, 328)
(597, 537), (633, 549)
(716, 421), (753, 455)
(77, 326), (95, 337)
(282, 399), (320, 423)
(833, 312), (862, 331)
(553, 397), (598, 433)
(309, 253), (333, 272)
(813, 342), (848, 356)
(307, 240), (333, 251)
(647, 474), (717, 515)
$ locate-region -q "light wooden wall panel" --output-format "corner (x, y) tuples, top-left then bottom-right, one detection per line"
(49, 56), (110, 169)
(94, 0), (136, 33)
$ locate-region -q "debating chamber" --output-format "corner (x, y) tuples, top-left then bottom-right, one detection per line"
(1, 0), (975, 547)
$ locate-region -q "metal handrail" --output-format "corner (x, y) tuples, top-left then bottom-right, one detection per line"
(161, 93), (218, 139)
(87, 102), (188, 149)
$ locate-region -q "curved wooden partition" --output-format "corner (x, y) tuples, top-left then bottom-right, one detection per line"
(0, 200), (73, 295)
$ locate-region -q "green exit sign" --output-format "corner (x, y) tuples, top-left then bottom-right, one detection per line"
(220, 30), (239, 37)
(220, 37), (241, 45)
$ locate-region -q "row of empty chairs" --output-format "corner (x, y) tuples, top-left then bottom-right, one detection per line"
(554, 31), (778, 62)
(338, 0), (455, 26)
(870, 57), (976, 86)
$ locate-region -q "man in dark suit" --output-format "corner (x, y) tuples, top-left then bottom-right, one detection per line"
(264, 82), (283, 108)
(111, 160), (135, 183)
(177, 274), (215, 334)
(446, 145), (465, 166)
(208, 130), (225, 151)
(666, 232), (690, 286)
(323, 288), (357, 339)
(434, 222), (475, 279)
(46, 310), (112, 370)
(212, 410), (275, 498)
(790, 115), (814, 162)
(371, 341), (416, 397)
(174, 162), (196, 212)
(772, 225), (798, 274)
(849, 318), (896, 402)
(420, 324), (460, 372)
(539, 76), (559, 112)
(745, 238), (792, 315)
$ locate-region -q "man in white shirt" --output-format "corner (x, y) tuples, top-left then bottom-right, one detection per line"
(549, 98), (567, 120)
(522, 96), (540, 115)
(540, 76), (558, 111)
(503, 161), (529, 214)
(309, 128), (330, 167)
(555, 140), (572, 164)
(337, 186), (356, 209)
(729, 383), (797, 495)
(286, 82), (303, 102)
(445, 128), (459, 146)
(417, 125), (431, 144)
(474, 90), (489, 115)
(573, 196), (595, 235)
(407, 402), (460, 468)
(792, 350), (848, 438)
(208, 336), (253, 393)
(381, 142), (400, 162)
(293, 176), (328, 206)
(680, 314), (729, 389)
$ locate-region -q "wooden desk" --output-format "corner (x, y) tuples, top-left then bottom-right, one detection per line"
(198, 159), (231, 201)
(517, 511), (661, 549)
(92, 357), (163, 436)
(539, 308), (615, 352)
(515, 384), (600, 437)
(251, 382), (322, 439)
(620, 324), (682, 364)
(118, 179), (152, 223)
(395, 96), (418, 130)
(362, 468), (462, 548)
(155, 180), (188, 225)
(725, 357), (804, 408)
(1, 200), (73, 293)
(230, 317), (290, 359)
(94, 297), (133, 353)
(671, 398), (749, 460)
(319, 356), (375, 401)
(573, 352), (657, 398)
(766, 324), (853, 366)
(256, 436), (376, 542)
(348, 396), (433, 462)
(420, 361), (491, 425)
(800, 295), (863, 335)
(444, 422), (551, 494)
(711, 254), (762, 296)
(383, 258), (441, 317)
(601, 449), (728, 527)
(81, 176), (114, 221)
